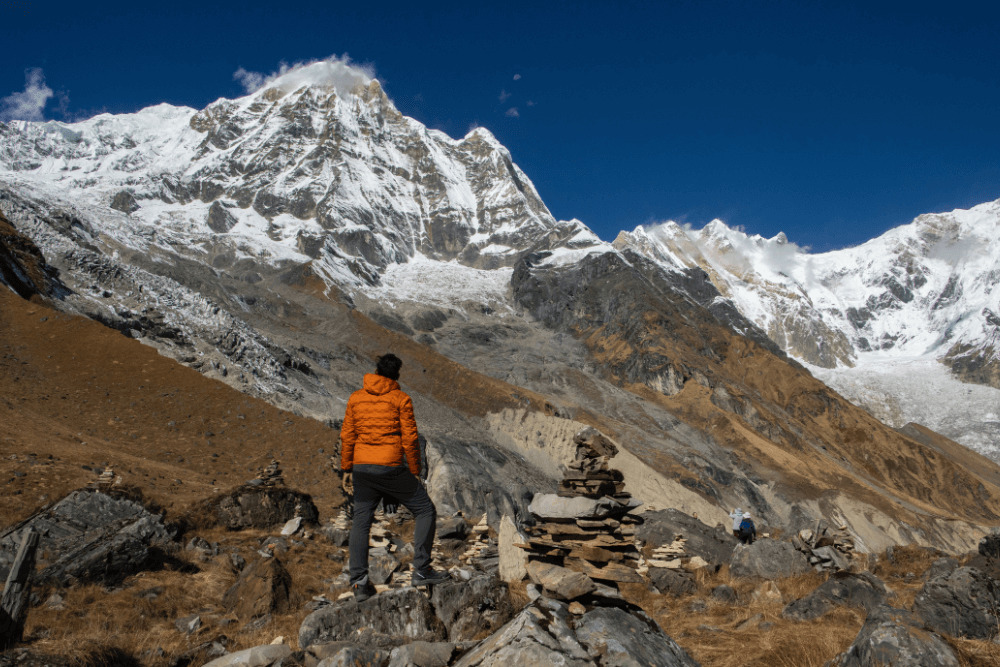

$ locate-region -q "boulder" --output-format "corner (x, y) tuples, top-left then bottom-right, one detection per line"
(369, 552), (400, 586)
(387, 641), (462, 667)
(636, 509), (736, 567)
(528, 494), (637, 522)
(498, 515), (528, 583)
(832, 605), (958, 667)
(110, 190), (140, 214)
(924, 557), (959, 581)
(0, 489), (175, 586)
(437, 516), (469, 540)
(430, 574), (516, 641)
(203, 644), (292, 667)
(314, 645), (390, 666)
(574, 606), (699, 666)
(730, 539), (811, 579)
(810, 545), (849, 571)
(711, 585), (738, 603)
(299, 588), (447, 649)
(190, 485), (319, 530)
(526, 561), (597, 600)
(649, 569), (697, 597)
(453, 597), (699, 667)
(978, 534), (1000, 558)
(914, 566), (1000, 639)
(782, 571), (887, 621)
(222, 557), (292, 620)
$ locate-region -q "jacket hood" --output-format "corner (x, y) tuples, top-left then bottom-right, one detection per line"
(363, 373), (400, 396)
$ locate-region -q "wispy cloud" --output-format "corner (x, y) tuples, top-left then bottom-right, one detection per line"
(232, 54), (376, 97)
(0, 68), (54, 122)
(526, 100), (536, 107)
(513, 73), (522, 81)
(498, 89), (511, 102)
(505, 107), (520, 118)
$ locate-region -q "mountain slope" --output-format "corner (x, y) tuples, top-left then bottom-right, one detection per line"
(614, 203), (1000, 457)
(2, 62), (999, 553)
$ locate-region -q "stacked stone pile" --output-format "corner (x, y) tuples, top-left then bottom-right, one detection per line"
(517, 428), (644, 586)
(792, 521), (856, 572)
(459, 515), (498, 570)
(558, 428), (629, 500)
(256, 459), (284, 487)
(91, 465), (118, 491)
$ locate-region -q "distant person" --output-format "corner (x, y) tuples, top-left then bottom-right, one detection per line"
(738, 512), (757, 545)
(729, 507), (743, 537)
(340, 353), (449, 601)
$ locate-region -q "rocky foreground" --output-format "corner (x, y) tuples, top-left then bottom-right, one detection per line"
(3, 457), (1000, 667)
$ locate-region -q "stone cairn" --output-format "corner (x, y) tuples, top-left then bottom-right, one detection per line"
(90, 465), (118, 491)
(517, 428), (644, 587)
(638, 535), (710, 576)
(257, 459), (284, 487)
(792, 520), (857, 572)
(460, 514), (498, 569)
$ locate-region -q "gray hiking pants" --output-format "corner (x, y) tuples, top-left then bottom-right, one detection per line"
(348, 464), (436, 585)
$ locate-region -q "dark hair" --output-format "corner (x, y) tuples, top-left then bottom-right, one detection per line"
(375, 353), (402, 380)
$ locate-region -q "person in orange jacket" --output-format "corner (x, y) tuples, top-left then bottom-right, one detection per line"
(340, 353), (449, 600)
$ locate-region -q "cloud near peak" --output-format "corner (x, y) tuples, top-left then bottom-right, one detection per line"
(1, 68), (54, 122)
(233, 54), (376, 98)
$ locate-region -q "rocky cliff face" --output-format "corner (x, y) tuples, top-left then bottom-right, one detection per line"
(2, 62), (999, 553)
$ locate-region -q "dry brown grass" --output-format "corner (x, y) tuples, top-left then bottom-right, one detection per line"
(948, 636), (1000, 667)
(20, 524), (352, 665)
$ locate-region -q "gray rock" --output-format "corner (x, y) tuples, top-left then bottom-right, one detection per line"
(191, 484), (319, 530)
(110, 190), (140, 214)
(730, 539), (811, 579)
(174, 614), (202, 634)
(782, 571), (887, 621)
(203, 644), (292, 667)
(222, 557), (292, 621)
(710, 585), (738, 603)
(833, 605), (958, 667)
(498, 514), (528, 583)
(914, 566), (1000, 639)
(526, 561), (597, 601)
(281, 517), (303, 536)
(649, 568), (697, 597)
(437, 515), (469, 540)
(430, 574), (516, 641)
(636, 508), (736, 568)
(574, 606), (700, 666)
(453, 597), (593, 666)
(321, 522), (351, 547)
(299, 587), (447, 649)
(387, 641), (458, 667)
(369, 552), (400, 585)
(979, 534), (1000, 558)
(924, 557), (960, 581)
(810, 545), (849, 571)
(315, 645), (390, 666)
(0, 489), (175, 586)
(528, 493), (637, 522)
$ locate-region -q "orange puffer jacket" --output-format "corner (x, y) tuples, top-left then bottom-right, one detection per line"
(340, 373), (420, 475)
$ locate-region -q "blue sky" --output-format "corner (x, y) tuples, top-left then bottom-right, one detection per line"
(3, 0), (999, 251)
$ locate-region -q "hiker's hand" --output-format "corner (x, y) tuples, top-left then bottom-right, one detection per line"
(341, 471), (353, 495)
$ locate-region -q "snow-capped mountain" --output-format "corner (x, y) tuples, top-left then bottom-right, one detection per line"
(0, 61), (599, 289)
(615, 203), (1000, 455)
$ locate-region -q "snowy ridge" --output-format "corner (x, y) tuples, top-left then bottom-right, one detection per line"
(616, 202), (1000, 456)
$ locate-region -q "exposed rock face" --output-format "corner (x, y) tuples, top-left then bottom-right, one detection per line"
(0, 489), (175, 586)
(782, 571), (887, 621)
(189, 484), (319, 530)
(913, 566), (1000, 639)
(221, 557), (292, 620)
(979, 534), (1000, 558)
(498, 514), (528, 583)
(202, 644), (292, 667)
(299, 588), (447, 649)
(388, 641), (463, 667)
(833, 605), (959, 667)
(453, 597), (699, 667)
(636, 509), (737, 567)
(0, 209), (61, 299)
(429, 574), (516, 642)
(730, 539), (811, 580)
(109, 190), (139, 214)
(649, 568), (697, 597)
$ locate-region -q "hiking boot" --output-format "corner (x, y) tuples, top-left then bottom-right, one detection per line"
(413, 569), (451, 587)
(352, 581), (376, 602)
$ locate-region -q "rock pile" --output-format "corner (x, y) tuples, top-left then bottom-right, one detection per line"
(559, 428), (628, 500)
(459, 515), (498, 571)
(517, 429), (644, 586)
(256, 459), (284, 487)
(641, 536), (710, 575)
(792, 521), (856, 572)
(91, 465), (119, 491)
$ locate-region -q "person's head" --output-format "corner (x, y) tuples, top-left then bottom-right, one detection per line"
(743, 512), (751, 519)
(375, 353), (402, 380)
